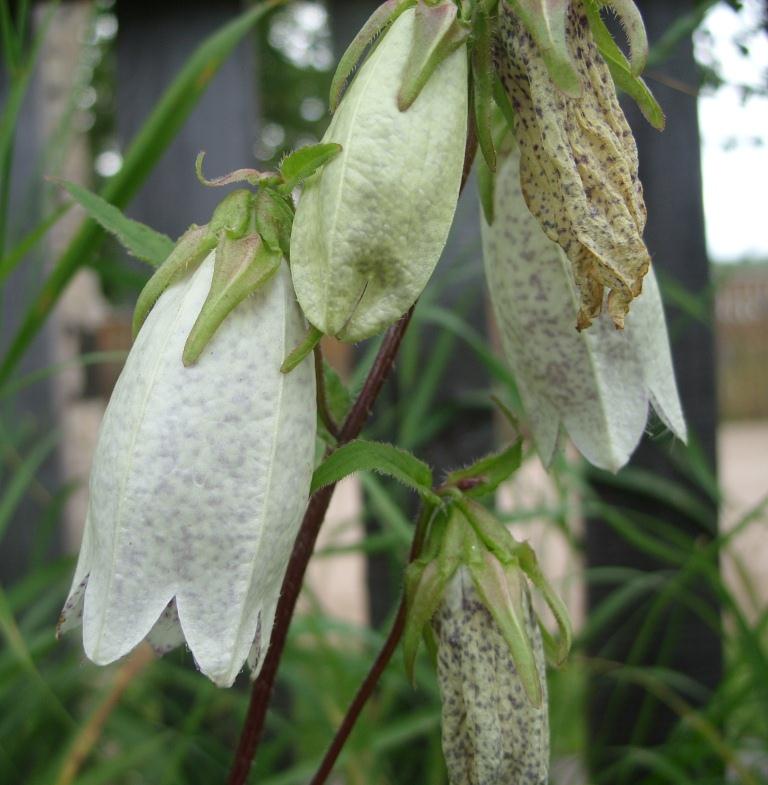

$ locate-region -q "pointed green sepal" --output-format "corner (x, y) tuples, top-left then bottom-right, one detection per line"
(208, 189), (255, 240)
(506, 0), (581, 97)
(403, 559), (451, 683)
(600, 0), (648, 75)
(132, 224), (215, 337)
(517, 542), (573, 665)
(195, 151), (274, 188)
(467, 547), (543, 706)
(584, 0), (663, 129)
(492, 73), (517, 134)
(477, 151), (495, 224)
(182, 234), (281, 366)
(280, 325), (324, 374)
(279, 143), (343, 191)
(254, 188), (294, 258)
(471, 6), (496, 171)
(445, 440), (523, 499)
(330, 0), (417, 112)
(397, 0), (470, 111)
(459, 498), (519, 562)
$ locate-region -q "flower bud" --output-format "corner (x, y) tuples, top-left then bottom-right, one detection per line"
(433, 567), (549, 785)
(59, 254), (316, 687)
(290, 6), (468, 341)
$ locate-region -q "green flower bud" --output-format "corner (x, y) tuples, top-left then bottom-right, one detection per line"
(290, 6), (468, 341)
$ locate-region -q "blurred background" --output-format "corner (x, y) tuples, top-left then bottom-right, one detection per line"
(0, 1), (766, 783)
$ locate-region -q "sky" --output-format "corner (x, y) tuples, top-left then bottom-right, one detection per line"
(695, 0), (768, 263)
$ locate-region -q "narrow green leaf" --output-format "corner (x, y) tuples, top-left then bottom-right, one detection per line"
(311, 439), (436, 501)
(0, 0), (282, 384)
(446, 440), (522, 499)
(471, 7), (496, 171)
(0, 205), (68, 287)
(279, 143), (342, 190)
(54, 179), (173, 266)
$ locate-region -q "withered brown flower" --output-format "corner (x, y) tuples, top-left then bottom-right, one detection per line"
(495, 0), (650, 330)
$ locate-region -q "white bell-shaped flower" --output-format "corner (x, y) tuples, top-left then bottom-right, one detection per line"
(59, 254), (316, 686)
(482, 145), (686, 472)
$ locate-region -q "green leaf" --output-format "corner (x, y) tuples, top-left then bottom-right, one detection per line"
(445, 440), (522, 499)
(310, 440), (437, 501)
(0, 205), (68, 287)
(279, 143), (342, 190)
(254, 188), (294, 257)
(54, 179), (173, 266)
(183, 235), (282, 365)
(0, 0), (282, 384)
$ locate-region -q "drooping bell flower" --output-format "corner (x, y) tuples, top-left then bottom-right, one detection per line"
(482, 141), (686, 472)
(494, 0), (654, 330)
(290, 2), (468, 341)
(59, 250), (316, 686)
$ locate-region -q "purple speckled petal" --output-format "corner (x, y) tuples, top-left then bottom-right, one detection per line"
(482, 145), (685, 472)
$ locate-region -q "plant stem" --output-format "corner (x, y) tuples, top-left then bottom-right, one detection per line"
(314, 345), (340, 439)
(227, 308), (414, 785)
(308, 504), (434, 785)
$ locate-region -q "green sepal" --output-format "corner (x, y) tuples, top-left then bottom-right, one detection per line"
(476, 151), (495, 225)
(471, 6), (496, 172)
(445, 440), (522, 499)
(279, 143), (343, 191)
(195, 151), (275, 189)
(466, 540), (543, 706)
(492, 73), (517, 135)
(397, 0), (470, 111)
(505, 0), (581, 97)
(403, 560), (449, 683)
(597, 0), (648, 75)
(403, 507), (464, 682)
(281, 325), (324, 374)
(516, 541), (573, 665)
(254, 188), (294, 258)
(330, 0), (417, 112)
(584, 0), (664, 129)
(182, 234), (281, 366)
(132, 224), (216, 337)
(459, 498), (519, 562)
(208, 188), (254, 239)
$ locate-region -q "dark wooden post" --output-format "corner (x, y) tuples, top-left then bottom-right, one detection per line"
(585, 1), (722, 779)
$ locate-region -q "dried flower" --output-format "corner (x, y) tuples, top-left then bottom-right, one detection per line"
(59, 254), (316, 686)
(495, 0), (650, 330)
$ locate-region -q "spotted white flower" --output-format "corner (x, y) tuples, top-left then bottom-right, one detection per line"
(482, 144), (686, 472)
(59, 254), (316, 686)
(434, 566), (549, 785)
